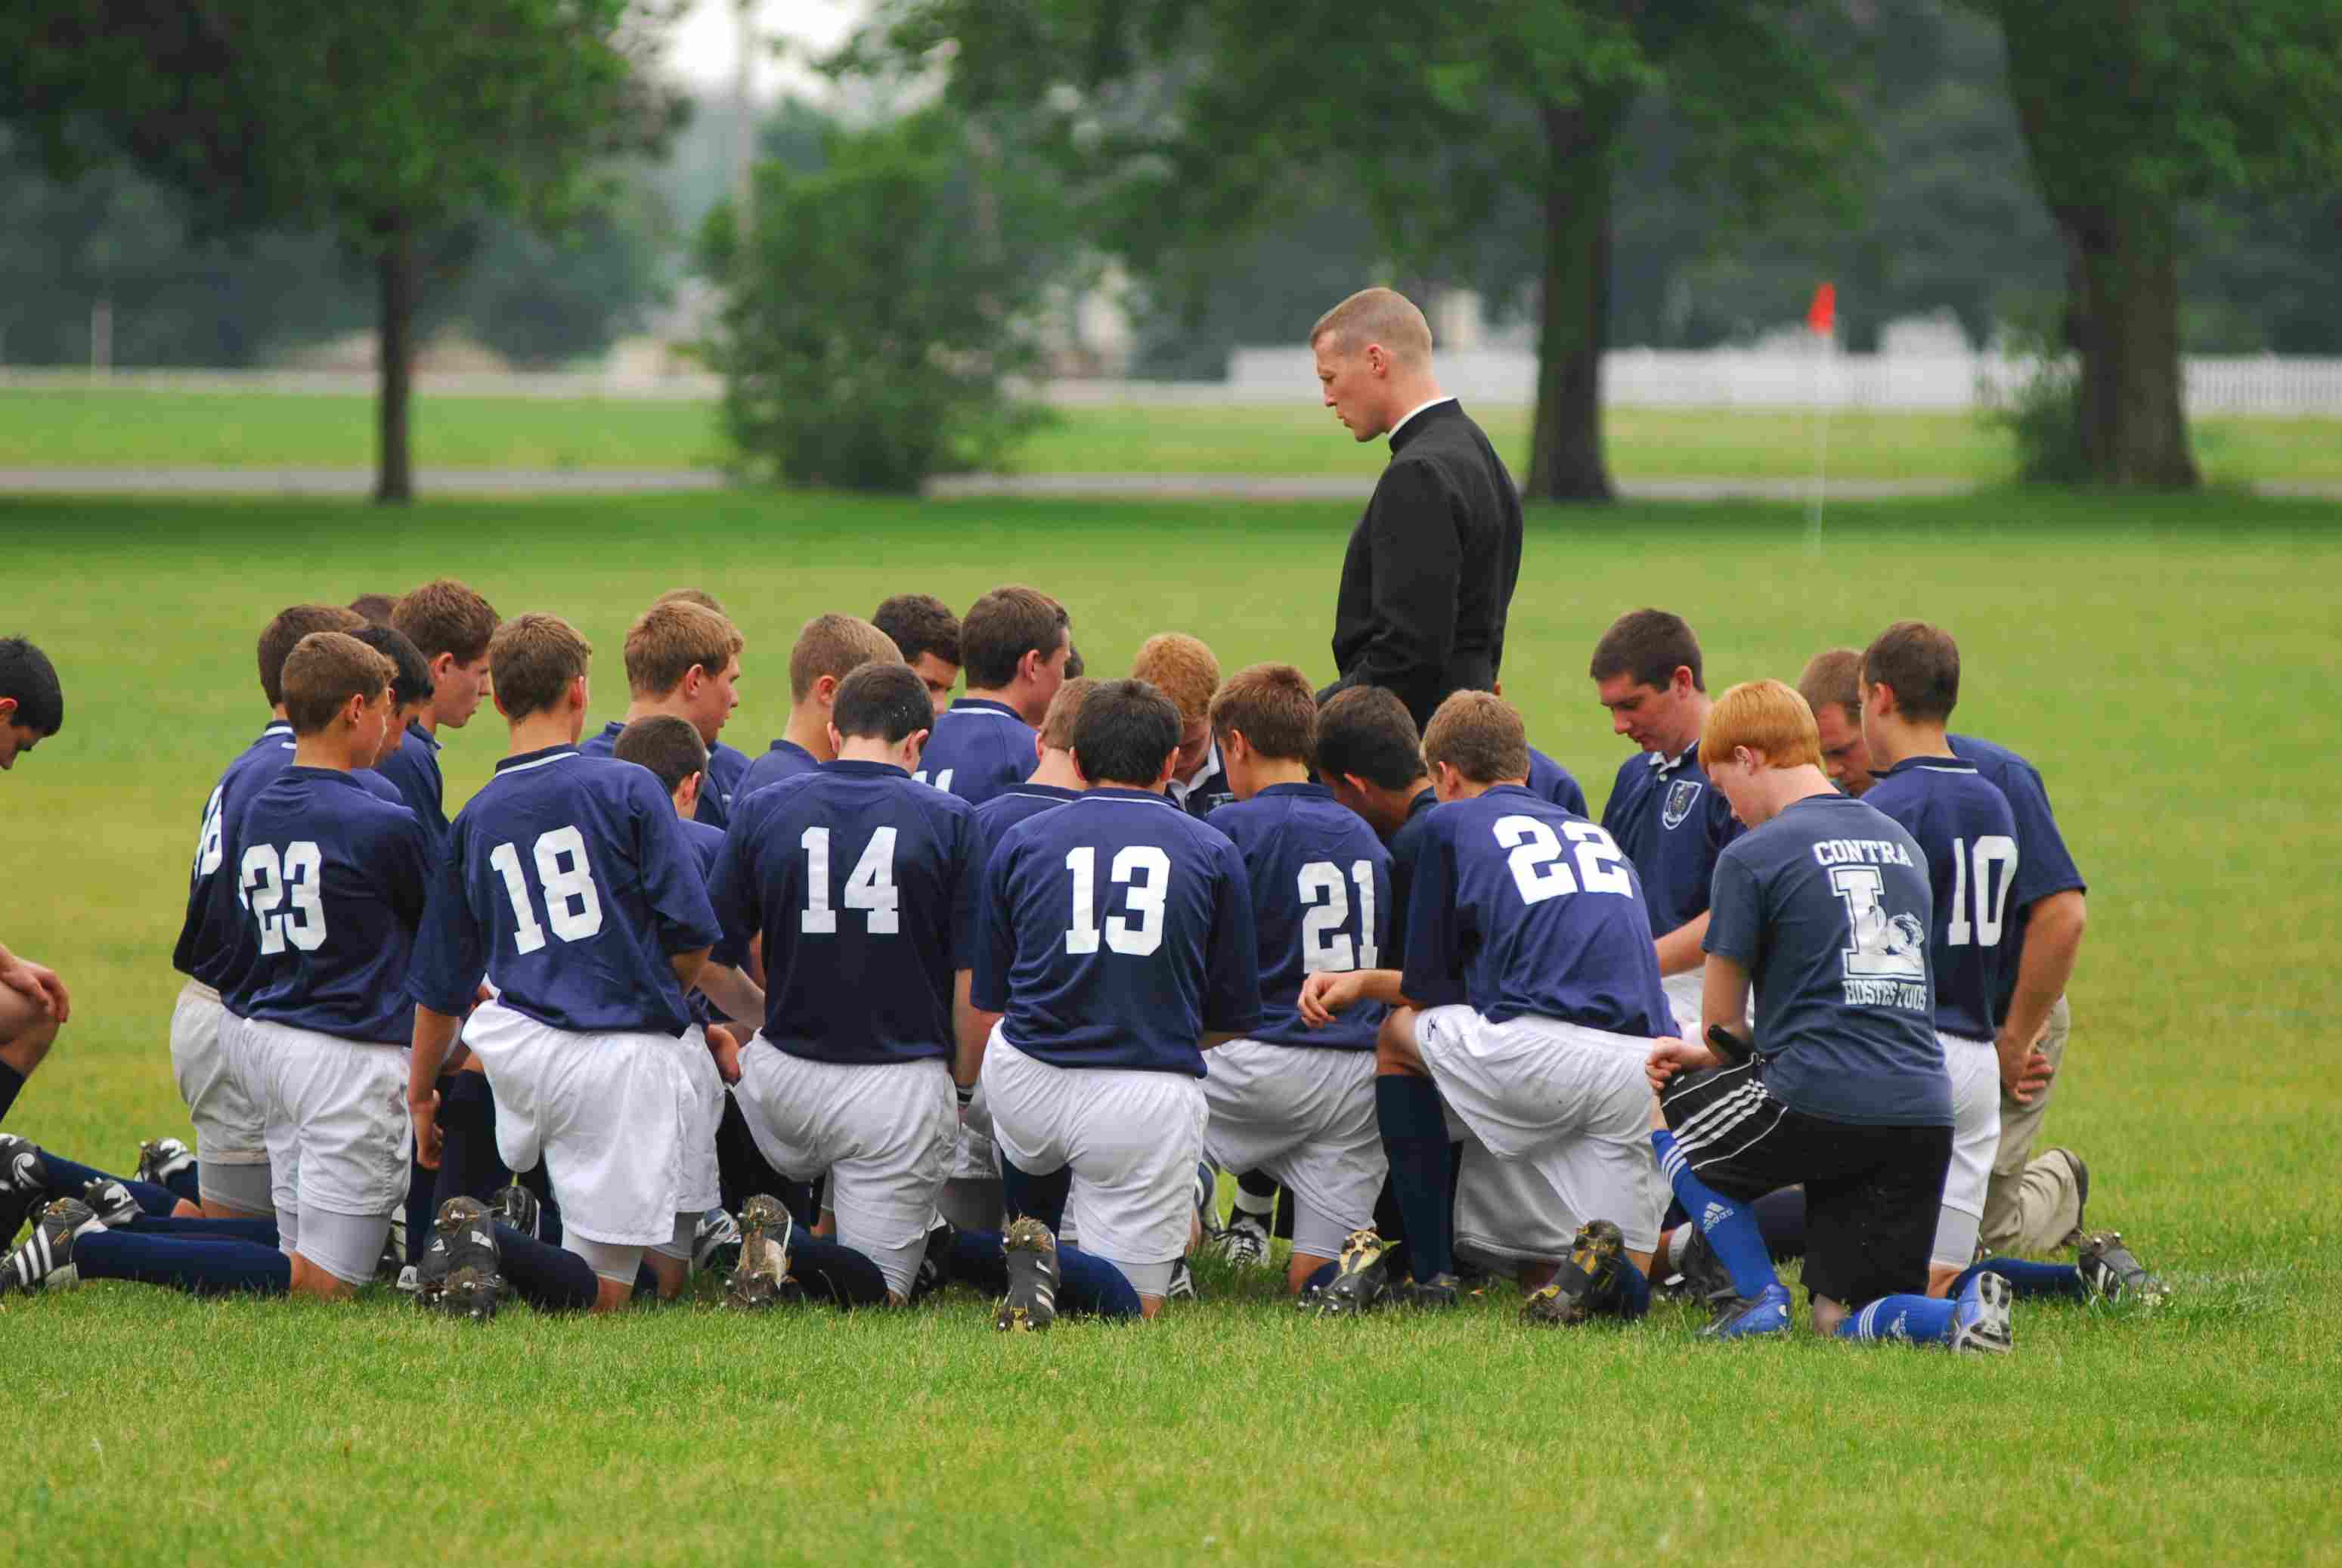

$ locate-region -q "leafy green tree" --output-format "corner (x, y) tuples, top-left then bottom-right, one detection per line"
(1969, 0), (2342, 485)
(846, 0), (1857, 501)
(698, 107), (1064, 493)
(0, 0), (682, 500)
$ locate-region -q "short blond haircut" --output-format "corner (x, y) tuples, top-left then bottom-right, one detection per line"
(624, 601), (743, 699)
(1796, 647), (1863, 723)
(1420, 689), (1530, 786)
(1038, 676), (1098, 751)
(1702, 679), (1823, 770)
(491, 614), (593, 720)
(788, 613), (901, 703)
(1130, 633), (1221, 727)
(1209, 663), (1317, 765)
(281, 632), (394, 736)
(1309, 287), (1433, 365)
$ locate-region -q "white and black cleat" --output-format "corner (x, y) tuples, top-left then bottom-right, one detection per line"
(725, 1195), (797, 1310)
(0, 1135), (51, 1244)
(417, 1197), (507, 1322)
(79, 1179), (141, 1228)
(135, 1137), (196, 1191)
(996, 1216), (1059, 1332)
(1214, 1213), (1271, 1269)
(1950, 1269), (2015, 1355)
(0, 1196), (102, 1296)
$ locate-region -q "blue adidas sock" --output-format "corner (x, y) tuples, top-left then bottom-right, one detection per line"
(1055, 1244), (1143, 1319)
(75, 1228), (290, 1296)
(950, 1229), (1010, 1296)
(1650, 1130), (1779, 1299)
(0, 1061), (23, 1126)
(1751, 1186), (1808, 1261)
(1001, 1160), (1070, 1234)
(791, 1236), (893, 1307)
(123, 1214), (280, 1244)
(494, 1224), (600, 1312)
(1834, 1294), (1959, 1345)
(1955, 1256), (2086, 1300)
(1377, 1074), (1454, 1282)
(1611, 1257), (1652, 1320)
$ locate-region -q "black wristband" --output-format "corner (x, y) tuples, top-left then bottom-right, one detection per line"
(956, 1084), (975, 1106)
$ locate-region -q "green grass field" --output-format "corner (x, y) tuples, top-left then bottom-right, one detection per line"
(5, 488), (2340, 1565)
(5, 385), (2341, 484)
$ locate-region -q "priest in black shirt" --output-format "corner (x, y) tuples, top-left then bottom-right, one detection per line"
(1312, 287), (1524, 732)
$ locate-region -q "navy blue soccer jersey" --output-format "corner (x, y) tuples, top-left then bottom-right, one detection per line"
(1950, 733), (2088, 1018)
(677, 814), (730, 1028)
(1399, 786), (1669, 1037)
(708, 761), (980, 1067)
(1525, 747), (1590, 818)
(1601, 742), (1743, 937)
(1864, 756), (2021, 1043)
(1704, 792), (1950, 1127)
(739, 737), (819, 804)
(915, 698), (1037, 807)
(579, 720), (748, 830)
(371, 721), (448, 836)
(1207, 783), (1392, 1051)
(410, 745), (721, 1036)
(173, 720), (302, 996)
(1384, 786), (1442, 965)
(228, 767), (434, 1045)
(971, 781), (1083, 878)
(972, 789), (1262, 1075)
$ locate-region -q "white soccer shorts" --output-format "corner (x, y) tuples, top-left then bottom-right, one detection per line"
(1932, 1031), (2002, 1267)
(734, 1041), (956, 1298)
(1201, 1040), (1385, 1262)
(170, 981), (270, 1170)
(982, 1026), (1206, 1296)
(1410, 1005), (1668, 1257)
(462, 998), (718, 1249)
(235, 1017), (411, 1285)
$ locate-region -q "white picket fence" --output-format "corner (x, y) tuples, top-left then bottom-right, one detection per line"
(5, 351), (2340, 414)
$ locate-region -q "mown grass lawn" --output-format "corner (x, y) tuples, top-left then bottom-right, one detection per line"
(4, 489), (2337, 1565)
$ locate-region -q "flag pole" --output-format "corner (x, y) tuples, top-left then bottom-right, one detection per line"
(1804, 281), (1835, 557)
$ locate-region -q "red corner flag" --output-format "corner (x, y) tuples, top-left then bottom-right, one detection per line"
(1806, 281), (1836, 336)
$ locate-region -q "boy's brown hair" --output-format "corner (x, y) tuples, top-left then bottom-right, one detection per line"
(280, 632), (394, 736)
(259, 604), (367, 708)
(624, 600), (744, 698)
(1207, 662), (1316, 765)
(1420, 689), (1531, 786)
(491, 614), (593, 720)
(392, 579), (500, 665)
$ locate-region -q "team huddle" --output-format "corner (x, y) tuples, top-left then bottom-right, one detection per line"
(0, 588), (2164, 1345)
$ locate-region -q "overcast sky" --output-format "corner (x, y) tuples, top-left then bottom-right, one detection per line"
(665, 0), (868, 98)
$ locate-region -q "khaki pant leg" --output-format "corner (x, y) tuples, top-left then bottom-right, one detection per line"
(1980, 995), (2083, 1254)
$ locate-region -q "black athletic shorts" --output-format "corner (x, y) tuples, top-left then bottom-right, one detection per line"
(1660, 1060), (1950, 1310)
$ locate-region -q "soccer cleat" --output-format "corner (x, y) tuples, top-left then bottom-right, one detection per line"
(908, 1216), (956, 1303)
(1950, 1269), (2015, 1354)
(1522, 1219), (1627, 1328)
(725, 1194), (798, 1310)
(1674, 1224), (1739, 1307)
(1166, 1259), (1198, 1302)
(0, 1134), (51, 1244)
(488, 1182), (541, 1241)
(2076, 1231), (2167, 1303)
(1314, 1228), (1392, 1318)
(1392, 1272), (1461, 1309)
(0, 1196), (101, 1297)
(1214, 1213), (1271, 1269)
(418, 1197), (507, 1322)
(693, 1207), (742, 1277)
(995, 1216), (1060, 1332)
(1701, 1281), (1794, 1340)
(135, 1137), (196, 1191)
(80, 1179), (141, 1228)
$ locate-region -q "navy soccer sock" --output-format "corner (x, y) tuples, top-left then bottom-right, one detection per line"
(1955, 1256), (2086, 1300)
(493, 1224), (599, 1312)
(1377, 1074), (1454, 1282)
(75, 1229), (290, 1297)
(1611, 1257), (1653, 1320)
(791, 1235), (892, 1307)
(403, 1147), (436, 1266)
(123, 1214), (280, 1244)
(432, 1072), (510, 1209)
(1751, 1186), (1808, 1261)
(1301, 1257), (1340, 1296)
(1650, 1130), (1779, 1300)
(1055, 1244), (1143, 1319)
(1834, 1294), (1959, 1345)
(0, 1061), (23, 1125)
(30, 1152), (178, 1217)
(949, 1229), (1011, 1295)
(158, 1161), (202, 1206)
(1001, 1160), (1070, 1235)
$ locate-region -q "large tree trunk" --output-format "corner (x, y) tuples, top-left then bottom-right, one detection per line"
(375, 215), (416, 505)
(1524, 99), (1626, 504)
(2054, 198), (2197, 487)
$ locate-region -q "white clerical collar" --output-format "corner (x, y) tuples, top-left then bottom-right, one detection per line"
(1388, 396), (1456, 441)
(1647, 740), (1699, 776)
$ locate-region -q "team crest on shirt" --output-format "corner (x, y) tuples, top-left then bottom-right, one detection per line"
(1662, 779), (1702, 829)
